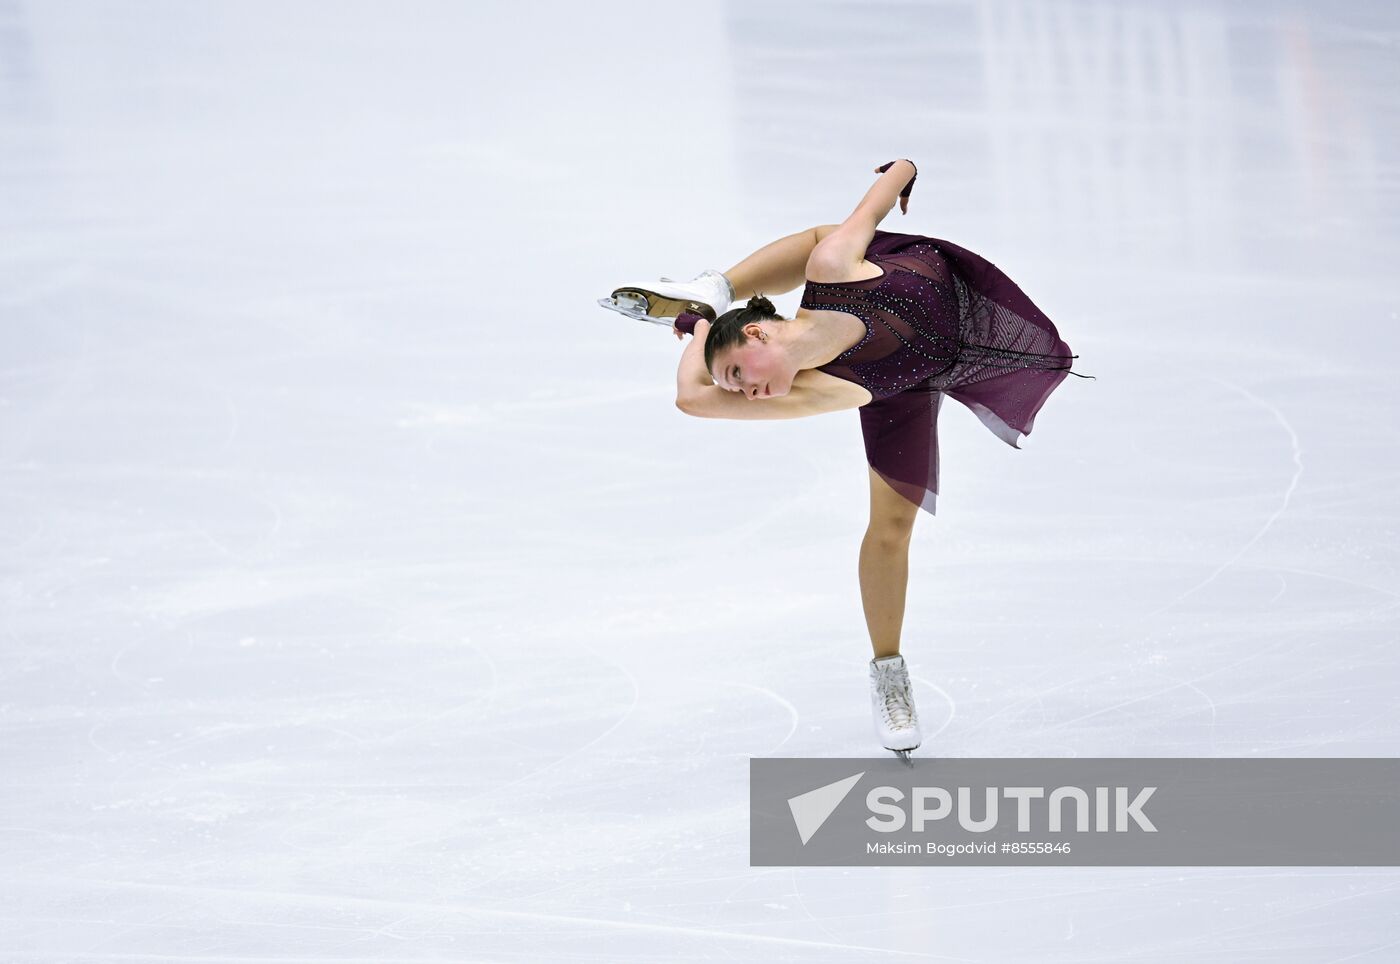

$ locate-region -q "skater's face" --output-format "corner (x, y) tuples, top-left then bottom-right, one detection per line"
(711, 324), (793, 399)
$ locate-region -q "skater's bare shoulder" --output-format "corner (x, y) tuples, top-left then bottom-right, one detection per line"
(804, 245), (885, 285)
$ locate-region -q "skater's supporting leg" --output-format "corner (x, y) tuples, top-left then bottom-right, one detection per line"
(859, 466), (919, 659)
(723, 225), (838, 301)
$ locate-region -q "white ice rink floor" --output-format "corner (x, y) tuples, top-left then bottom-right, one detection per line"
(3, 1), (1399, 960)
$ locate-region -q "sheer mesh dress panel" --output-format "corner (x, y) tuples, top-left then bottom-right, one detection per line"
(799, 231), (1091, 514)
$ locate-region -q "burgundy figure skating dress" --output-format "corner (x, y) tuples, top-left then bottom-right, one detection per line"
(799, 230), (1093, 514)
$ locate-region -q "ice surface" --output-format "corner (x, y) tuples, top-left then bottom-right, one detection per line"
(2, 0), (1399, 960)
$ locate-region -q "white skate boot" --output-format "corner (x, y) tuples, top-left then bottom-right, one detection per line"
(596, 269), (735, 327)
(869, 654), (922, 765)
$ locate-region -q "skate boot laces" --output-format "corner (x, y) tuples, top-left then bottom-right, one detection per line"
(874, 662), (918, 730)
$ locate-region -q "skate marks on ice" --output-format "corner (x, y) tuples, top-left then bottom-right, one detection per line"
(1136, 374), (1306, 623)
(718, 680), (802, 756)
(19, 873), (971, 961)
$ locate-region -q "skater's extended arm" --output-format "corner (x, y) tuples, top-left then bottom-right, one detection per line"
(806, 160), (917, 280)
(676, 372), (864, 420)
(675, 321), (866, 420)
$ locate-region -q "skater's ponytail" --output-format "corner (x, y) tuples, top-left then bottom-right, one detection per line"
(704, 294), (784, 375)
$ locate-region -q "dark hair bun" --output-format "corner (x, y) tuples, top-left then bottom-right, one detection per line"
(745, 294), (777, 318)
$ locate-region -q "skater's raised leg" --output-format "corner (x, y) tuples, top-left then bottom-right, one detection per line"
(723, 224), (837, 301)
(598, 224), (838, 325)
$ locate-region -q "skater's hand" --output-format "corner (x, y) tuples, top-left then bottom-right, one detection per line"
(874, 159), (917, 214)
(674, 313), (709, 341)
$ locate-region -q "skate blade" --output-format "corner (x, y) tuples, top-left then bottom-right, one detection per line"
(608, 286), (717, 323)
(888, 746), (919, 766)
(596, 295), (675, 328)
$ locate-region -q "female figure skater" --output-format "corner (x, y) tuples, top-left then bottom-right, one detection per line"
(598, 160), (1092, 762)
